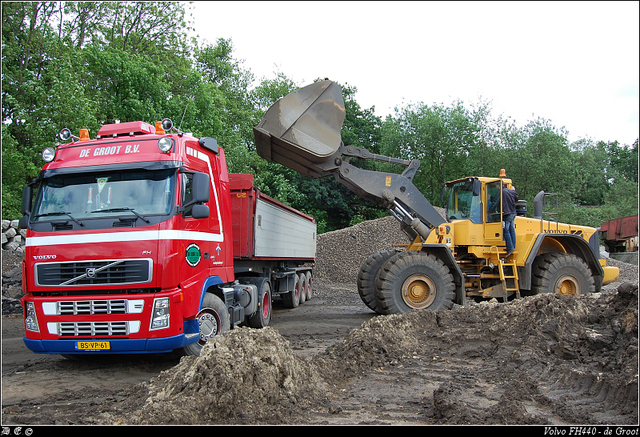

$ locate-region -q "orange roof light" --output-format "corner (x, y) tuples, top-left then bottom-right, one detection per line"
(500, 168), (506, 177)
(79, 129), (90, 141)
(155, 121), (165, 135)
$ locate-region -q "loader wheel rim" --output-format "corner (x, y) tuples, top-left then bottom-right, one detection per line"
(555, 275), (580, 296)
(402, 274), (436, 309)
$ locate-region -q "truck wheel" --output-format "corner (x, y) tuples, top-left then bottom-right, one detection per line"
(357, 249), (399, 313)
(298, 273), (307, 304)
(531, 252), (595, 296)
(282, 275), (301, 308)
(182, 293), (230, 356)
(375, 251), (455, 314)
(305, 271), (313, 301)
(247, 278), (272, 328)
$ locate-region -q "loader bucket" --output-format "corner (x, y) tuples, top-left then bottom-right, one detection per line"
(254, 80), (345, 178)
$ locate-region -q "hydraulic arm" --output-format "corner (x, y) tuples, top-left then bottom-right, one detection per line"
(253, 80), (444, 240)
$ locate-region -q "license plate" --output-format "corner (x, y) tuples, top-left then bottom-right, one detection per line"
(75, 341), (111, 351)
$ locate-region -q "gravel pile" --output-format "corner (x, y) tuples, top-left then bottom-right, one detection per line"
(315, 211), (443, 283)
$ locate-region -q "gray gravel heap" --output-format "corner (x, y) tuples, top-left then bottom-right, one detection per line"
(315, 212), (442, 283)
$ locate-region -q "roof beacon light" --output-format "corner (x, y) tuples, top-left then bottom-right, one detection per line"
(155, 121), (165, 135)
(79, 129), (90, 141)
(500, 169), (506, 177)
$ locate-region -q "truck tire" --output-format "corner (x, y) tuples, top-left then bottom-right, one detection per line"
(375, 251), (455, 314)
(182, 293), (230, 356)
(282, 275), (301, 308)
(305, 271), (313, 301)
(298, 273), (307, 304)
(246, 277), (272, 328)
(357, 249), (399, 313)
(531, 252), (595, 296)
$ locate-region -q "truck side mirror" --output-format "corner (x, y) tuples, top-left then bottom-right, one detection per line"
(180, 171), (210, 218)
(19, 181), (36, 229)
(191, 172), (210, 203)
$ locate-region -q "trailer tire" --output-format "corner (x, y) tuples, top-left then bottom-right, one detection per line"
(305, 271), (313, 301)
(375, 251), (455, 314)
(182, 293), (230, 356)
(298, 273), (307, 304)
(247, 278), (272, 328)
(282, 276), (301, 308)
(357, 249), (399, 313)
(531, 252), (595, 296)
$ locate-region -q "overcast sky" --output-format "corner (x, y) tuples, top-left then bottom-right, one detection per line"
(190, 1), (638, 145)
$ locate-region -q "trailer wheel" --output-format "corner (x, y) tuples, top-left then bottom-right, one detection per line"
(357, 249), (399, 313)
(531, 252), (595, 296)
(298, 273), (307, 304)
(182, 293), (230, 356)
(305, 271), (313, 301)
(282, 275), (301, 308)
(375, 251), (455, 314)
(247, 278), (272, 328)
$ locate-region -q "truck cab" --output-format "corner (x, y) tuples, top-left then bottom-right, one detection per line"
(19, 120), (235, 355)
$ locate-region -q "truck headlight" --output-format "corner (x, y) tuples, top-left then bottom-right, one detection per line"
(25, 301), (40, 332)
(157, 137), (174, 153)
(150, 297), (170, 330)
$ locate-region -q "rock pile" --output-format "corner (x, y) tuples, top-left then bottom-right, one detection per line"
(2, 220), (25, 253)
(314, 212), (443, 283)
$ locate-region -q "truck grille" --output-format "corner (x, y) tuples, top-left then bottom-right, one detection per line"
(58, 321), (129, 337)
(58, 300), (127, 315)
(36, 259), (152, 287)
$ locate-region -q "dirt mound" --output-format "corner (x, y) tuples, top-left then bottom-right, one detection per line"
(100, 281), (637, 425)
(316, 282), (638, 424)
(106, 327), (332, 425)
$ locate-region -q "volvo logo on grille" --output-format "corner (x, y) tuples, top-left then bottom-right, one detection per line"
(86, 268), (97, 278)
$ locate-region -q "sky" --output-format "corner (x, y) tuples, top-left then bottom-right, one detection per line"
(190, 1), (639, 145)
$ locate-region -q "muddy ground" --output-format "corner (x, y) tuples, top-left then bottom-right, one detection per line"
(2, 233), (639, 426)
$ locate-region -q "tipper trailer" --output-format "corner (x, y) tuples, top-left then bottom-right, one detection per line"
(19, 119), (316, 356)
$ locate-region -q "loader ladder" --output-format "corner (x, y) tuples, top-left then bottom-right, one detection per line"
(490, 247), (520, 301)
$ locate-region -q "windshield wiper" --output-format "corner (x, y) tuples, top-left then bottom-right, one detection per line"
(91, 207), (150, 223)
(33, 211), (84, 227)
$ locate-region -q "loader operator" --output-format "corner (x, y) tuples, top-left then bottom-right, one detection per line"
(502, 182), (518, 258)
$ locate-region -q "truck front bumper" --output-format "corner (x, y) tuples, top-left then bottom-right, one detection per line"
(23, 319), (200, 355)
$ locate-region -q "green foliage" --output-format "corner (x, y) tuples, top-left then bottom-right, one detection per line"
(1, 1), (637, 233)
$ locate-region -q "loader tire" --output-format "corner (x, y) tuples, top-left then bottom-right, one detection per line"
(531, 252), (595, 296)
(375, 251), (455, 314)
(357, 249), (399, 313)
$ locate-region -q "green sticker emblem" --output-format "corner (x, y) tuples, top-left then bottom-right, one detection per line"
(185, 243), (201, 267)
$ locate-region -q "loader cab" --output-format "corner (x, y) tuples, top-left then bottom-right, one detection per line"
(443, 176), (510, 247)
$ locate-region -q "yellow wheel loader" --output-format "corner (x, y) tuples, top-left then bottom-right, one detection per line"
(254, 80), (620, 314)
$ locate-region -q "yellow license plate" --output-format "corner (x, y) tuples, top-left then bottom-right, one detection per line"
(75, 341), (111, 351)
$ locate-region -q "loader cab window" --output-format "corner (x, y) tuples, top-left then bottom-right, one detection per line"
(485, 181), (502, 223)
(444, 179), (483, 224)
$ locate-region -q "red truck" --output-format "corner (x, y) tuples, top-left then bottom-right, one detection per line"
(18, 119), (316, 356)
(600, 215), (638, 253)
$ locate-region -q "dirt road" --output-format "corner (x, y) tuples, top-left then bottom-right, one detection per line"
(2, 275), (638, 426)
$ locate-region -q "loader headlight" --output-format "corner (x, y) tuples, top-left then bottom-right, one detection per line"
(150, 297), (170, 330)
(25, 301), (40, 332)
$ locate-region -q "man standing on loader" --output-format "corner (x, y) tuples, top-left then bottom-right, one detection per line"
(502, 175), (519, 259)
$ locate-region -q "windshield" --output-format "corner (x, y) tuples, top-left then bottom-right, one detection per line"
(445, 179), (483, 224)
(32, 168), (176, 222)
